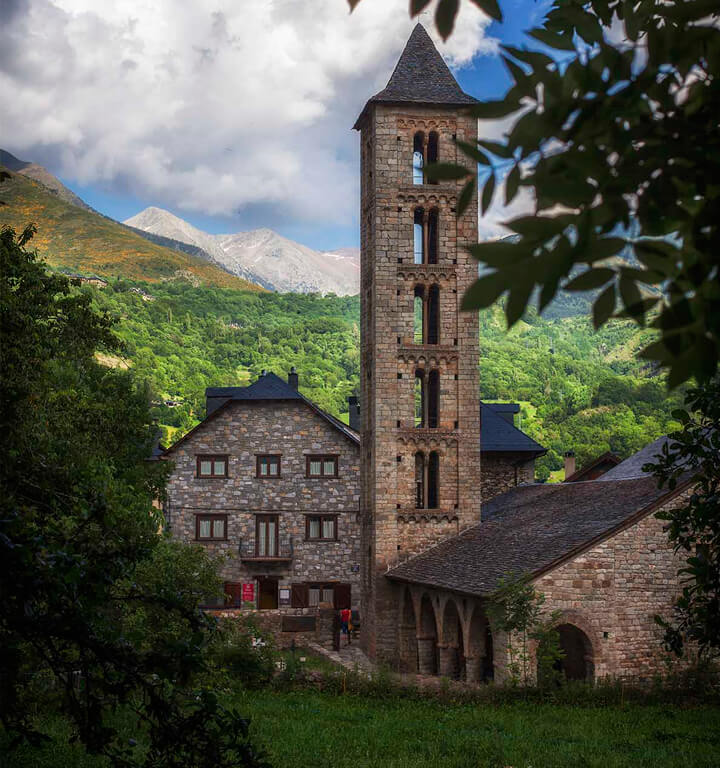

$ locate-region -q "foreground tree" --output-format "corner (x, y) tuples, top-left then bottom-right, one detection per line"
(0, 225), (267, 767)
(648, 379), (720, 660)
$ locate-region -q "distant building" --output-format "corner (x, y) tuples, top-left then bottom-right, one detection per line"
(65, 272), (108, 288)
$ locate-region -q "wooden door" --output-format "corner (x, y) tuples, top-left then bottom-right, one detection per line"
(258, 578), (278, 610)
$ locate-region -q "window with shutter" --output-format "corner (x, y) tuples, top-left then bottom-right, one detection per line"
(291, 583), (309, 608)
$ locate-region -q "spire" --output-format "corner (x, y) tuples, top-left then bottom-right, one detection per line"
(354, 23), (476, 128)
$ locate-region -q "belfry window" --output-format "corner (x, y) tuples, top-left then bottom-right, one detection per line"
(428, 451), (439, 509)
(427, 285), (439, 345)
(415, 452), (425, 508)
(414, 370), (425, 427)
(415, 450), (440, 509)
(413, 208), (424, 263)
(412, 131), (424, 185)
(414, 287), (424, 344)
(428, 208), (439, 264)
(414, 368), (439, 428)
(412, 207), (439, 264)
(428, 370), (439, 429)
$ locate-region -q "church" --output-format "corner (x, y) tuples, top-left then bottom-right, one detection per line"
(162, 25), (691, 684)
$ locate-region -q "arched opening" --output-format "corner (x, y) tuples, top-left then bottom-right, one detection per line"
(413, 208), (424, 264)
(428, 451), (439, 509)
(428, 370), (439, 429)
(441, 600), (464, 679)
(414, 370), (425, 428)
(427, 208), (439, 264)
(427, 285), (439, 345)
(467, 607), (494, 683)
(427, 131), (439, 168)
(412, 131), (424, 185)
(414, 286), (425, 344)
(399, 588), (419, 672)
(414, 451), (425, 509)
(556, 624), (594, 681)
(418, 594), (438, 675)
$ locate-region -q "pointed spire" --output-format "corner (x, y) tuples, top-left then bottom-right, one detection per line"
(354, 23), (476, 128)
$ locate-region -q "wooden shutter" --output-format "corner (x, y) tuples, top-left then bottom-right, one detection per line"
(223, 582), (242, 608)
(291, 583), (309, 608)
(333, 583), (351, 610)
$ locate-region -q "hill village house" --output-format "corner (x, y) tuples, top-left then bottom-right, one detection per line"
(162, 25), (692, 684)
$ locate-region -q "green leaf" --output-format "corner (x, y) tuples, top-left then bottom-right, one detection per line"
(455, 140), (491, 165)
(506, 280), (534, 326)
(468, 240), (528, 267)
(564, 267), (615, 292)
(585, 237), (626, 263)
(470, 0), (502, 22)
(347, 0), (363, 10)
(501, 45), (554, 72)
(502, 55), (532, 92)
(619, 275), (644, 318)
(477, 139), (513, 159)
(528, 27), (576, 51)
(461, 272), (507, 310)
(409, 0), (432, 15)
(505, 163), (520, 206)
(506, 215), (564, 240)
(481, 171), (496, 215)
(435, 0), (459, 41)
(457, 178), (476, 219)
(593, 283), (616, 329)
(424, 162), (471, 181)
(469, 99), (522, 120)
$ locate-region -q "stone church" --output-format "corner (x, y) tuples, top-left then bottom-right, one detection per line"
(162, 25), (691, 683)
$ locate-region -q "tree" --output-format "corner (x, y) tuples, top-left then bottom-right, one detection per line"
(0, 226), (267, 767)
(350, 0), (720, 388)
(647, 378), (720, 660)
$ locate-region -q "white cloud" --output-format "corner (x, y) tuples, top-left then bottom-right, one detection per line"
(0, 0), (496, 230)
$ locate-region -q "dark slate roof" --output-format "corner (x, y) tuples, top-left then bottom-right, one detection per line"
(480, 402), (546, 455)
(354, 24), (477, 128)
(565, 451), (621, 483)
(599, 436), (670, 481)
(388, 475), (677, 596)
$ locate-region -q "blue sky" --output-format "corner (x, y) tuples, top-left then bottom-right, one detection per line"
(3, 0), (552, 251)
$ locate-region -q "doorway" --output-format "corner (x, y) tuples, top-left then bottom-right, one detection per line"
(258, 578), (278, 610)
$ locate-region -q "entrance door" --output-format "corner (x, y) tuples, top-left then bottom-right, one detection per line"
(258, 578), (278, 610)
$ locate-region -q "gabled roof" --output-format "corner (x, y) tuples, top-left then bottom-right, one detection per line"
(388, 474), (684, 597)
(163, 373), (358, 455)
(353, 24), (477, 129)
(598, 436), (670, 481)
(480, 402), (546, 455)
(565, 451), (621, 483)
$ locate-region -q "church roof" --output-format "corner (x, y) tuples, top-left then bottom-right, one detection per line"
(387, 474), (685, 597)
(481, 403), (545, 455)
(598, 436), (670, 481)
(353, 24), (477, 129)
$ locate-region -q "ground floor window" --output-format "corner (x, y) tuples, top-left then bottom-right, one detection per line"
(290, 582), (351, 609)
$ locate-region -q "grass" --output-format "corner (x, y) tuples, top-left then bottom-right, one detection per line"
(5, 689), (719, 768)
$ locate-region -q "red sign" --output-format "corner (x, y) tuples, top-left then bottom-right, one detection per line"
(242, 582), (255, 604)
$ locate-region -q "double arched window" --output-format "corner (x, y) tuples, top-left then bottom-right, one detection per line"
(413, 208), (439, 264)
(412, 130), (439, 186)
(414, 369), (440, 429)
(415, 450), (440, 509)
(413, 285), (440, 345)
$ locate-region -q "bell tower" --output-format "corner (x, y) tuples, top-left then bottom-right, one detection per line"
(354, 24), (481, 661)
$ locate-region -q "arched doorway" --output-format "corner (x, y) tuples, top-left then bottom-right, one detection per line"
(467, 606), (494, 683)
(440, 599), (464, 679)
(418, 594), (438, 675)
(399, 588), (419, 672)
(556, 623), (594, 681)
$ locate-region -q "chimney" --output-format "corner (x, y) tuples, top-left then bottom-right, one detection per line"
(564, 450), (576, 481)
(260, 369), (266, 378)
(348, 395), (360, 432)
(288, 367), (299, 390)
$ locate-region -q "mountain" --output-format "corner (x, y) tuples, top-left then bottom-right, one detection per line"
(125, 207), (360, 295)
(0, 165), (263, 291)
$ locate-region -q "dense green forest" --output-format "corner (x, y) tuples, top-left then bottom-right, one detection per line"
(86, 278), (683, 480)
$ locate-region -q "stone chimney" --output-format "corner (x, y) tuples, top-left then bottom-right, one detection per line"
(260, 369), (267, 378)
(288, 367), (299, 390)
(348, 395), (360, 432)
(564, 450), (576, 480)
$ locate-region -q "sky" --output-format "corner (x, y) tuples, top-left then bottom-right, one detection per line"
(0, 0), (552, 250)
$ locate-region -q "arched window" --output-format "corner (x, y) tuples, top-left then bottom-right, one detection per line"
(414, 286), (425, 344)
(428, 208), (439, 264)
(412, 131), (424, 185)
(427, 131), (439, 185)
(414, 370), (425, 427)
(427, 285), (439, 345)
(413, 208), (424, 264)
(428, 451), (439, 509)
(428, 370), (439, 429)
(415, 452), (425, 509)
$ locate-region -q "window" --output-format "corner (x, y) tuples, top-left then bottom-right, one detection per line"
(256, 515), (278, 557)
(412, 131), (424, 185)
(303, 583), (342, 607)
(412, 207), (439, 264)
(414, 370), (425, 427)
(196, 514), (227, 540)
(414, 368), (439, 428)
(428, 451), (440, 509)
(414, 286), (424, 343)
(306, 514), (338, 540)
(256, 454), (281, 478)
(306, 455), (338, 477)
(413, 284), (440, 345)
(428, 208), (439, 264)
(196, 455), (228, 478)
(413, 208), (424, 263)
(415, 451), (425, 508)
(428, 369), (440, 429)
(414, 451), (440, 509)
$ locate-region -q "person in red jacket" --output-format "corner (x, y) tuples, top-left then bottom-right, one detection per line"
(340, 607), (352, 646)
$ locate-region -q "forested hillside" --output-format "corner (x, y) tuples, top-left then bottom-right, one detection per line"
(84, 277), (682, 480)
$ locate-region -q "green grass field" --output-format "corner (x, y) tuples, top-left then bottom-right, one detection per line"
(5, 690), (719, 768)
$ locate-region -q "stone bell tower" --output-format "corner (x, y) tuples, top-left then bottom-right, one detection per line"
(354, 24), (481, 661)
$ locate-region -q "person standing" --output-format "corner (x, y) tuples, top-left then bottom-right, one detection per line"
(340, 607), (352, 646)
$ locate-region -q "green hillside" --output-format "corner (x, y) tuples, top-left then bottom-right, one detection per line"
(0, 167), (263, 291)
(81, 277), (681, 480)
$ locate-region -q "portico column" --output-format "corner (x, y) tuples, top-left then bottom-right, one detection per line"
(464, 654), (482, 684)
(416, 635), (437, 675)
(438, 643), (458, 678)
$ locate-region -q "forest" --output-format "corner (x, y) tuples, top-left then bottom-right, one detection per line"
(87, 277), (684, 480)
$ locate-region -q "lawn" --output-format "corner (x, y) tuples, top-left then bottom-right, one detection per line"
(4, 689), (719, 768)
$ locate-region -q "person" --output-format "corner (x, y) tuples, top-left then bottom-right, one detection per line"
(340, 607), (352, 646)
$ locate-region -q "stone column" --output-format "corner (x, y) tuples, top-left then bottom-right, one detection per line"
(399, 622), (418, 672)
(465, 654), (482, 684)
(438, 643), (458, 678)
(417, 635), (437, 675)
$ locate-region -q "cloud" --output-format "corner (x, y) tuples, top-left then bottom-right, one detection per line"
(0, 0), (496, 231)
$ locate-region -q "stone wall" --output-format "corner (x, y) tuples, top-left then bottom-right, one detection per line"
(480, 454), (535, 503)
(165, 398), (362, 609)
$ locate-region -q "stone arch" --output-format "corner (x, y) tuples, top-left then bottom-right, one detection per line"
(555, 624), (594, 681)
(439, 598), (464, 679)
(398, 587), (419, 672)
(466, 604), (494, 683)
(417, 593), (438, 675)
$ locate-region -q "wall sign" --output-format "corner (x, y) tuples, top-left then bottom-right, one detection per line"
(279, 585), (291, 607)
(242, 582), (255, 607)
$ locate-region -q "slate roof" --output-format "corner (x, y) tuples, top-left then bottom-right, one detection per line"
(598, 436), (670, 481)
(481, 403), (545, 455)
(388, 475), (680, 596)
(565, 451), (621, 482)
(354, 24), (477, 128)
